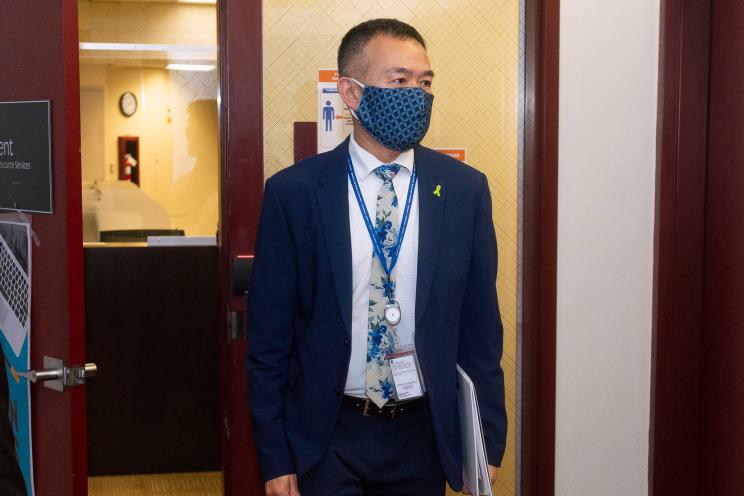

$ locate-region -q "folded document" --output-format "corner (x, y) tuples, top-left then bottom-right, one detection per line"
(456, 365), (493, 496)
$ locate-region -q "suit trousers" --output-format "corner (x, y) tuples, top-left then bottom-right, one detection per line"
(299, 401), (446, 496)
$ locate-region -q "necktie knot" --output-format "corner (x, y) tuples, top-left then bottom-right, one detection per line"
(374, 164), (401, 185)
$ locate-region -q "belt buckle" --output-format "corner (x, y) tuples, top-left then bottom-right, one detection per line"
(362, 398), (373, 416)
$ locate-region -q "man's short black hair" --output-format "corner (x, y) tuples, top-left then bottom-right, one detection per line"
(338, 19), (427, 77)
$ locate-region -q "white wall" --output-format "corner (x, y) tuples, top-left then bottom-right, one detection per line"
(555, 1), (660, 495)
(80, 87), (105, 181)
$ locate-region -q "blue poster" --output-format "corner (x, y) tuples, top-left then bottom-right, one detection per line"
(0, 221), (34, 495)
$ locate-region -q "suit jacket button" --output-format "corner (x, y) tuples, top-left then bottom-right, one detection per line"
(335, 387), (341, 397)
(344, 338), (349, 346)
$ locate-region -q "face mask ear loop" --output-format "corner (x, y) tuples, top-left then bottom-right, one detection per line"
(344, 77), (365, 119)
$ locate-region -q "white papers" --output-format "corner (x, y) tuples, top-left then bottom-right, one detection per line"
(457, 364), (493, 496)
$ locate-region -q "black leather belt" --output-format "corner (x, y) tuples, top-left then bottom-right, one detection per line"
(342, 394), (427, 419)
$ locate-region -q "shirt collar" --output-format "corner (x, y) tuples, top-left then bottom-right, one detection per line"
(348, 132), (414, 179)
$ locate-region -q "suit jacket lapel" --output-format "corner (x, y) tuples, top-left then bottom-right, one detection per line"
(414, 148), (445, 326)
(317, 140), (353, 337)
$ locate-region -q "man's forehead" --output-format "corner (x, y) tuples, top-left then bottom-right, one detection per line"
(366, 34), (426, 54)
(363, 35), (432, 72)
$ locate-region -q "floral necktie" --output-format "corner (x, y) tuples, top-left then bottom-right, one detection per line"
(366, 164), (401, 408)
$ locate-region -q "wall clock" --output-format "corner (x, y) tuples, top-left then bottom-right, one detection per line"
(119, 92), (137, 117)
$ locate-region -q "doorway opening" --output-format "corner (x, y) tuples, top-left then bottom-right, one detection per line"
(77, 0), (222, 494)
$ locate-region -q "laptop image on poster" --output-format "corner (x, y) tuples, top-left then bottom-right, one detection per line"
(457, 364), (493, 496)
(0, 223), (31, 357)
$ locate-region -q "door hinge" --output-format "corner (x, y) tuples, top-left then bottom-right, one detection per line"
(228, 310), (245, 341)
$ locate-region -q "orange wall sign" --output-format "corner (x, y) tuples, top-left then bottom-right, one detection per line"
(318, 69), (339, 83)
(435, 148), (467, 162)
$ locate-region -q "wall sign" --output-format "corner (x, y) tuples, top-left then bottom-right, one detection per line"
(317, 69), (353, 153)
(434, 148), (467, 162)
(0, 101), (53, 214)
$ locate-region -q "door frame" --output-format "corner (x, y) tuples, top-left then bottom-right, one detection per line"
(650, 1), (712, 495)
(521, 1), (559, 494)
(217, 1), (560, 494)
(218, 1), (265, 494)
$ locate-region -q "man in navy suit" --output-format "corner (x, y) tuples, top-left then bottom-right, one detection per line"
(247, 19), (507, 496)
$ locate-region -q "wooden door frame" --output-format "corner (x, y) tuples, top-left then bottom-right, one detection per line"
(521, 0), (559, 494)
(218, 0), (265, 494)
(650, 1), (712, 495)
(217, 1), (560, 494)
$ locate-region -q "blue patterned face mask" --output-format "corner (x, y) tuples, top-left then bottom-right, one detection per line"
(348, 78), (434, 152)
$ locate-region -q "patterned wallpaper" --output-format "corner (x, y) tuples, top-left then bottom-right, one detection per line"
(263, 2), (521, 494)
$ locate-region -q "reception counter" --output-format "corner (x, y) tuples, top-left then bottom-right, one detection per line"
(84, 244), (220, 475)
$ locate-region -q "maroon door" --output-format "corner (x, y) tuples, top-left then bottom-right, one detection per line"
(698, 1), (744, 493)
(0, 1), (87, 495)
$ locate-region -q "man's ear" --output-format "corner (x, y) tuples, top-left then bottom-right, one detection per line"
(338, 77), (362, 113)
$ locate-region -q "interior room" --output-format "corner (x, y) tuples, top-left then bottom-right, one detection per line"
(78, 0), (219, 243)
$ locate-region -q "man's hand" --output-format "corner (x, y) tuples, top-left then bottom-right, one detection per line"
(462, 465), (499, 494)
(488, 465), (499, 486)
(265, 473), (300, 496)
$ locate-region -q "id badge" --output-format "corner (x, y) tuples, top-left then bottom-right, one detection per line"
(386, 346), (425, 401)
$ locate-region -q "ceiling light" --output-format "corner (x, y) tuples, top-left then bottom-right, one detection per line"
(80, 42), (216, 53)
(166, 63), (215, 72)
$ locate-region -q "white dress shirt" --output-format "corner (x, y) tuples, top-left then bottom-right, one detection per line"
(343, 133), (420, 398)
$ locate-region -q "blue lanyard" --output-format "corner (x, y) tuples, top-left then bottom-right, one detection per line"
(347, 155), (417, 278)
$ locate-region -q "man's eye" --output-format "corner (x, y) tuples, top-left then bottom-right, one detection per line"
(392, 78), (406, 85)
(421, 80), (432, 87)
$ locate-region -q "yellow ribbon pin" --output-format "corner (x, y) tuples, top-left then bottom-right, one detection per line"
(433, 185), (442, 197)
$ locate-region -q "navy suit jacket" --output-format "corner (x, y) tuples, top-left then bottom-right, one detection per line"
(246, 139), (507, 490)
